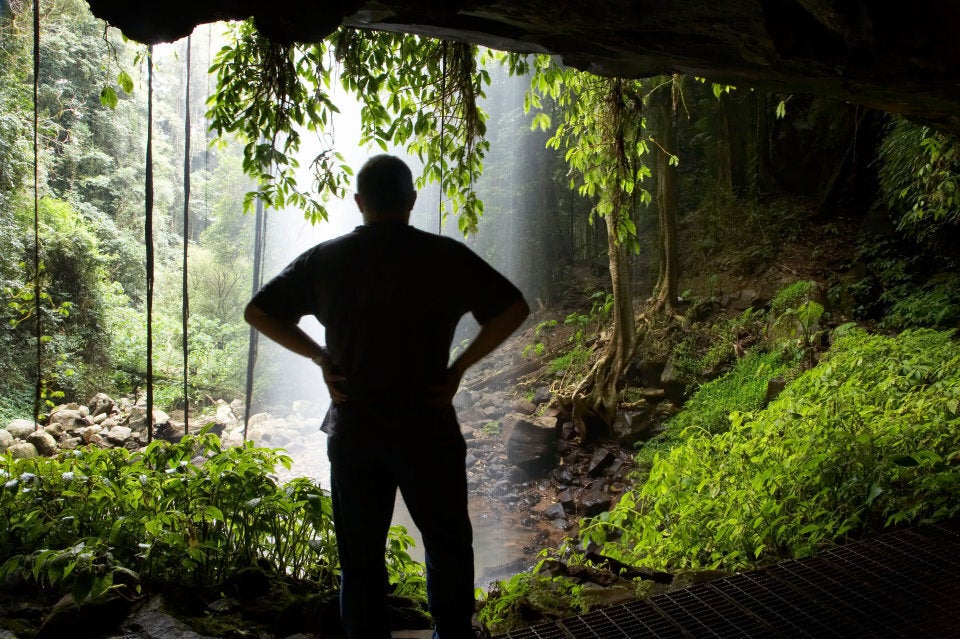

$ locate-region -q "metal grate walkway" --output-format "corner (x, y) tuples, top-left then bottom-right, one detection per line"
(495, 521), (960, 638)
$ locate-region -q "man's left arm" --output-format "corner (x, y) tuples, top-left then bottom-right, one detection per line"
(244, 302), (347, 403)
(427, 297), (529, 406)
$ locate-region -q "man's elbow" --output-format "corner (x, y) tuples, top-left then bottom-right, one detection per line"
(509, 297), (531, 329)
(243, 301), (263, 326)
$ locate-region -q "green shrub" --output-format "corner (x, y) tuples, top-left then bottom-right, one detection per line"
(581, 329), (960, 572)
(879, 273), (960, 330)
(0, 436), (425, 605)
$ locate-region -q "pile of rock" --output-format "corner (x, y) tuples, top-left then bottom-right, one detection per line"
(0, 394), (249, 460)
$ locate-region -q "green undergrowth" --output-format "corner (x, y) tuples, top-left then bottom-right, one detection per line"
(580, 328), (960, 572)
(0, 434), (425, 606)
(667, 348), (796, 436)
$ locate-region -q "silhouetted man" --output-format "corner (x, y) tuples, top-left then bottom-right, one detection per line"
(245, 154), (529, 639)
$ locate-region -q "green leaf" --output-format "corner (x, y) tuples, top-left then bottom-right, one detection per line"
(118, 70), (134, 94)
(100, 86), (118, 110)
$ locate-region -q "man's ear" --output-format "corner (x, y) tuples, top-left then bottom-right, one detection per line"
(354, 193), (365, 212)
(408, 190), (417, 211)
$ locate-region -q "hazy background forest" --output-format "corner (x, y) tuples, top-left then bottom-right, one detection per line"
(1, 0), (958, 421)
(2, 0), (960, 636)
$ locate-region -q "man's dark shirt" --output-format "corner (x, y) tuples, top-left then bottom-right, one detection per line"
(251, 221), (523, 407)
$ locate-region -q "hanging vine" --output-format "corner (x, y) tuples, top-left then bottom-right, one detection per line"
(145, 43), (154, 443)
(182, 34), (192, 433)
(31, 0), (41, 424)
(207, 24), (490, 233)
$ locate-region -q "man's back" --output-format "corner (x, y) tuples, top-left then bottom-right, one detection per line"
(253, 221), (520, 404)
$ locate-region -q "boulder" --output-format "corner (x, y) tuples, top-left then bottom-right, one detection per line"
(611, 409), (654, 445)
(6, 419), (37, 439)
(37, 592), (133, 639)
(48, 408), (87, 432)
(532, 386), (552, 405)
(503, 414), (557, 477)
(512, 397), (537, 415)
(154, 421), (185, 443)
(87, 393), (115, 417)
(659, 362), (687, 403)
(246, 412), (273, 429)
(77, 425), (102, 442)
(542, 502), (566, 520)
(291, 400), (312, 417)
(126, 407), (170, 432)
(215, 402), (238, 426)
(7, 443), (38, 459)
(586, 448), (615, 477)
(26, 430), (58, 456)
(0, 429), (12, 451)
(580, 489), (613, 517)
(105, 426), (133, 445)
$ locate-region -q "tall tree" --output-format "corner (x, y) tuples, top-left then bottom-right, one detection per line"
(527, 59), (651, 432)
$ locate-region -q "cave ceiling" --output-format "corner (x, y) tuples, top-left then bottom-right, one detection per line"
(83, 0), (960, 131)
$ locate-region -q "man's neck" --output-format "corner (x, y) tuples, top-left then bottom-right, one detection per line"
(363, 212), (410, 225)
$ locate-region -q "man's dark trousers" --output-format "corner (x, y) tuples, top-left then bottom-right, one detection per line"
(327, 402), (476, 639)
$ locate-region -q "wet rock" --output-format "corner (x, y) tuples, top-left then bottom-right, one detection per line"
(464, 452), (477, 467)
(6, 419), (37, 439)
(532, 386), (552, 404)
(119, 596), (214, 639)
(560, 421), (578, 441)
(512, 397), (537, 415)
(580, 490), (612, 517)
(490, 480), (513, 498)
(7, 443), (38, 460)
(0, 429), (12, 451)
(37, 592), (133, 639)
(87, 392), (115, 418)
(504, 414), (557, 477)
(154, 420), (185, 443)
(659, 362), (687, 403)
(506, 466), (528, 484)
(551, 466), (575, 487)
(26, 430), (58, 456)
(543, 502), (566, 520)
(557, 489), (576, 513)
(551, 518), (573, 531)
(611, 409), (653, 445)
(59, 436), (81, 450)
(587, 448), (615, 477)
(627, 360), (666, 388)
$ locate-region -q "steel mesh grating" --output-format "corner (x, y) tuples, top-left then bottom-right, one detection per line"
(493, 521), (960, 638)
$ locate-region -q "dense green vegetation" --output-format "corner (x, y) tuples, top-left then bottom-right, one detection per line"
(0, 433), (424, 603)
(2, 0), (960, 635)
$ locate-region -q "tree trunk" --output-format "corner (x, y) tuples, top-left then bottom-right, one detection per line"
(570, 79), (636, 436)
(653, 78), (680, 312)
(756, 91), (774, 194)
